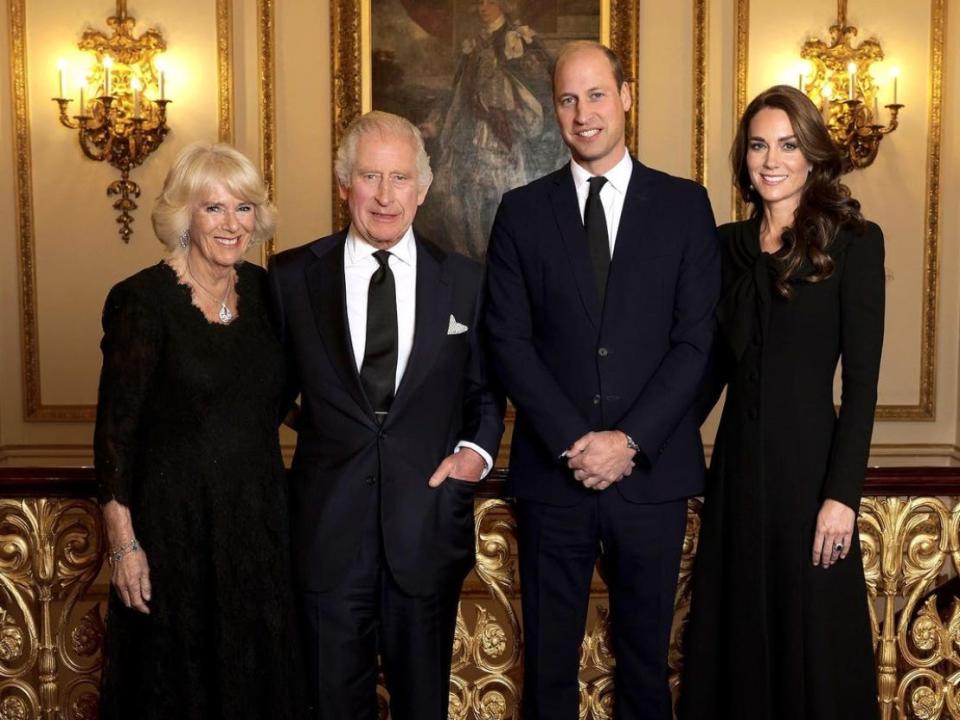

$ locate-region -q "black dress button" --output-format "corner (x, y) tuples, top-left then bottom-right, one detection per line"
(592, 395), (601, 405)
(748, 408), (759, 420)
(365, 475), (376, 486)
(598, 347), (609, 357)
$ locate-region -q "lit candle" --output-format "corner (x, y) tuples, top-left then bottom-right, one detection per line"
(821, 84), (834, 122)
(57, 59), (66, 98)
(131, 77), (142, 118)
(847, 62), (857, 100)
(79, 87), (85, 116)
(155, 56), (167, 101)
(873, 95), (880, 120)
(103, 56), (113, 96)
(891, 67), (900, 104)
(798, 73), (803, 91)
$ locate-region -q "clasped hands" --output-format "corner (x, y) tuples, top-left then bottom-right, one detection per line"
(566, 430), (636, 491)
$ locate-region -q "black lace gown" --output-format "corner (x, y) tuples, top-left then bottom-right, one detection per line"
(94, 261), (299, 720)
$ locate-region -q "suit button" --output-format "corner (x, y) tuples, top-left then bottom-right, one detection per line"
(365, 475), (376, 486)
(598, 347), (609, 357)
(592, 394), (601, 405)
(748, 407), (759, 420)
(748, 370), (758, 382)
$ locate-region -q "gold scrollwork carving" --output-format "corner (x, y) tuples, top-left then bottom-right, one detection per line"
(857, 495), (960, 720)
(3, 490), (960, 718)
(0, 499), (103, 719)
(450, 500), (521, 719)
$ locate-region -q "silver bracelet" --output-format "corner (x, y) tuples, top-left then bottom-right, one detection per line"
(108, 539), (141, 566)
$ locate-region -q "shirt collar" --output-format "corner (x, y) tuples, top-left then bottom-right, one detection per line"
(570, 148), (633, 194)
(345, 225), (416, 267)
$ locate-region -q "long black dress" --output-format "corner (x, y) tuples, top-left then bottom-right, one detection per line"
(678, 219), (884, 720)
(94, 261), (299, 720)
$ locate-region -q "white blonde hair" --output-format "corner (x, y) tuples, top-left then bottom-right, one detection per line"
(151, 142), (277, 253)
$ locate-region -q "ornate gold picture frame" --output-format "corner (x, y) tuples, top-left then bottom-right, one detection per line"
(330, 0), (639, 258)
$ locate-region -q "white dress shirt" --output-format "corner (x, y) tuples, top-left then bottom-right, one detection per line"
(343, 227), (493, 476)
(570, 148), (634, 256)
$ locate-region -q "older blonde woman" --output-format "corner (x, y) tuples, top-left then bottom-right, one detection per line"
(94, 143), (299, 719)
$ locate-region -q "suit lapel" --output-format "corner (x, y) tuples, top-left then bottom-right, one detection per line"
(549, 169), (601, 328)
(390, 236), (450, 416)
(304, 236), (373, 418)
(609, 160), (656, 268)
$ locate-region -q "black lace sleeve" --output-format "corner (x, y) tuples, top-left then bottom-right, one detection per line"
(94, 280), (163, 506)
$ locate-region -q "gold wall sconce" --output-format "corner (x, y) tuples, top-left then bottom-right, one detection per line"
(52, 0), (171, 242)
(798, 0), (904, 173)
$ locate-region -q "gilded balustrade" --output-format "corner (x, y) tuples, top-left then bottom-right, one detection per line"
(1, 467), (960, 719)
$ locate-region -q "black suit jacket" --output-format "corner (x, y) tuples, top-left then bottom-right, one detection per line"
(486, 159), (720, 506)
(268, 231), (504, 595)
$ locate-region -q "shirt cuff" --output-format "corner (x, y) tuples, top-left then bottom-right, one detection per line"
(454, 441), (494, 479)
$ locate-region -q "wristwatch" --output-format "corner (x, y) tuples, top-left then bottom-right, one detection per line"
(622, 432), (640, 454)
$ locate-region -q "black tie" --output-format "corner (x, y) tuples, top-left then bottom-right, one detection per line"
(361, 250), (398, 418)
(585, 176), (610, 298)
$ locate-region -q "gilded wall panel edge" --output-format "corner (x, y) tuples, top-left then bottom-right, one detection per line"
(257, 0), (277, 261)
(12, 1), (238, 421)
(692, 0), (708, 185)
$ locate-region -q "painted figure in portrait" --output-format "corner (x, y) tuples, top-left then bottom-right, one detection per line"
(373, 0), (595, 260)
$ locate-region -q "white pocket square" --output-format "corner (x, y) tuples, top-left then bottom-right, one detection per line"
(447, 315), (469, 335)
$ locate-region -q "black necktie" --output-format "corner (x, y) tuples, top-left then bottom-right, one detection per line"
(585, 176), (610, 298)
(361, 250), (398, 418)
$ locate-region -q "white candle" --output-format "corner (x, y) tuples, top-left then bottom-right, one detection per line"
(103, 56), (113, 96)
(847, 63), (857, 100)
(58, 69), (64, 98)
(79, 87), (85, 116)
(160, 71), (166, 100)
(893, 76), (899, 104)
(873, 95), (880, 120)
(798, 73), (803, 91)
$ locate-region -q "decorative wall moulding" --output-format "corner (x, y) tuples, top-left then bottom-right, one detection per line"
(11, 0), (240, 422)
(732, 0), (945, 421)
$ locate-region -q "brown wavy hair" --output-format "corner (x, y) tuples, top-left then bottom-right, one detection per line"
(731, 84), (865, 299)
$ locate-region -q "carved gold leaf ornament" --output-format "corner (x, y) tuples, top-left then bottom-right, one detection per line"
(0, 498), (102, 719)
(4, 478), (960, 717)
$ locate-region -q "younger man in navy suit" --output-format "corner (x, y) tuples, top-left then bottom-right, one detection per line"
(485, 41), (720, 719)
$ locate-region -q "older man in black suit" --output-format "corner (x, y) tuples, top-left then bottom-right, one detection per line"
(485, 41), (721, 719)
(268, 111), (503, 720)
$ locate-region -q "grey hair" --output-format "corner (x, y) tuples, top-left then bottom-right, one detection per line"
(151, 142), (276, 254)
(335, 111), (433, 191)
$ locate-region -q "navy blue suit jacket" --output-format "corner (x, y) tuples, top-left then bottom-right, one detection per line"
(269, 231), (504, 594)
(485, 159), (720, 506)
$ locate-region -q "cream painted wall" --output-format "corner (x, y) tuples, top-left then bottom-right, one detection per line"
(1, 0), (958, 465)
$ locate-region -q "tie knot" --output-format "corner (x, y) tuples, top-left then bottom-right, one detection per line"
(587, 176), (607, 195)
(373, 250), (391, 268)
